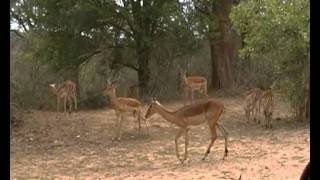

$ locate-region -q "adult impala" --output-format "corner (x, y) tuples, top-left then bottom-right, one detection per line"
(145, 98), (228, 164)
(103, 79), (148, 141)
(180, 69), (208, 105)
(243, 88), (274, 128)
(259, 88), (274, 128)
(49, 80), (77, 115)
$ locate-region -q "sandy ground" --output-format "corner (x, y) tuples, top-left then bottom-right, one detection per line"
(10, 95), (309, 180)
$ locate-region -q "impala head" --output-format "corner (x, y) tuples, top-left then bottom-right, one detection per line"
(145, 97), (161, 119)
(103, 80), (118, 96)
(49, 83), (57, 94)
(104, 70), (121, 96)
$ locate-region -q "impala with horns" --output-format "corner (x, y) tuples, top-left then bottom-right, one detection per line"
(103, 73), (148, 141)
(145, 98), (228, 164)
(49, 80), (77, 116)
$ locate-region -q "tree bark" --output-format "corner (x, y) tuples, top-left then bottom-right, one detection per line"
(209, 35), (220, 88)
(208, 0), (239, 89)
(137, 47), (151, 99)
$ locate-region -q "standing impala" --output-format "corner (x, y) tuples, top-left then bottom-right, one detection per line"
(103, 80), (148, 141)
(180, 70), (208, 105)
(49, 80), (77, 115)
(145, 98), (228, 164)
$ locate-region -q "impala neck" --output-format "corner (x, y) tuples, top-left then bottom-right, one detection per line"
(108, 89), (119, 106)
(154, 103), (180, 126)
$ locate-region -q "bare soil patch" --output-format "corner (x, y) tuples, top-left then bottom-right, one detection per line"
(11, 95), (309, 179)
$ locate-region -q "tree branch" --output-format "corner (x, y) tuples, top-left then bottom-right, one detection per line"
(113, 61), (139, 71)
(195, 5), (211, 17)
(10, 29), (25, 39)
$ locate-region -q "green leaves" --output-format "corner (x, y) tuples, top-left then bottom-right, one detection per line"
(231, 0), (309, 110)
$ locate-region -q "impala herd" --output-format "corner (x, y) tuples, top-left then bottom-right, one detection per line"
(49, 70), (274, 163)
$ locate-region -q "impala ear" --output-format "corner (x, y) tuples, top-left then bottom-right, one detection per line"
(111, 80), (117, 85)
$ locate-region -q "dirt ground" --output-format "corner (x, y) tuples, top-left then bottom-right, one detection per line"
(10, 95), (310, 180)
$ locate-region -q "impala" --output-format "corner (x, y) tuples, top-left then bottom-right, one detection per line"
(243, 88), (274, 128)
(104, 80), (148, 141)
(49, 80), (77, 115)
(145, 98), (228, 164)
(180, 70), (208, 105)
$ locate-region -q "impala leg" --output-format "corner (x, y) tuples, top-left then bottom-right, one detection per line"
(265, 111), (272, 129)
(56, 97), (60, 119)
(203, 84), (208, 99)
(245, 107), (250, 122)
(112, 110), (120, 141)
(257, 103), (261, 124)
(68, 96), (72, 113)
(117, 114), (124, 141)
(73, 93), (77, 112)
(202, 124), (217, 160)
(248, 105), (253, 122)
(63, 97), (67, 114)
(137, 110), (142, 132)
(183, 128), (190, 162)
(175, 128), (185, 163)
(140, 113), (149, 134)
(217, 123), (229, 160)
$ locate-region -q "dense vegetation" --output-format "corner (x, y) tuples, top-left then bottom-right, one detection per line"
(10, 0), (309, 124)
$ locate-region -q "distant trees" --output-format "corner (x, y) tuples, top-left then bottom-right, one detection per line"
(231, 0), (309, 121)
(11, 0), (310, 121)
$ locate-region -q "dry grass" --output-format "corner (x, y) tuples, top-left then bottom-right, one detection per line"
(10, 95), (309, 180)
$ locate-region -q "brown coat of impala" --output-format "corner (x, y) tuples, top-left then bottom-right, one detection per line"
(145, 98), (228, 164)
(103, 81), (148, 141)
(243, 88), (274, 128)
(49, 80), (77, 115)
(181, 72), (208, 105)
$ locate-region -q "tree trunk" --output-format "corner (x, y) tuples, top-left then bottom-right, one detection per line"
(209, 37), (220, 89)
(208, 0), (239, 89)
(137, 48), (151, 100)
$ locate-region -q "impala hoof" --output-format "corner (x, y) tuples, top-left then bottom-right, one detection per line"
(112, 137), (120, 142)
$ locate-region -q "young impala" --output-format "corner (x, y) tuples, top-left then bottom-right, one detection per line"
(145, 98), (228, 164)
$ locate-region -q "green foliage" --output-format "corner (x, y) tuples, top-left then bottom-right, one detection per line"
(231, 0), (309, 110)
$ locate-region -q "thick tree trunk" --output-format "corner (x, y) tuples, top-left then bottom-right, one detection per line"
(306, 87), (310, 121)
(209, 37), (220, 89)
(137, 48), (151, 100)
(297, 67), (310, 122)
(208, 0), (239, 89)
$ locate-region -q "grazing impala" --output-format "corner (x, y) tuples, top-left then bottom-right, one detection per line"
(259, 88), (274, 128)
(243, 88), (262, 122)
(49, 80), (77, 115)
(180, 69), (208, 105)
(103, 80), (148, 141)
(145, 98), (228, 164)
(243, 88), (274, 128)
